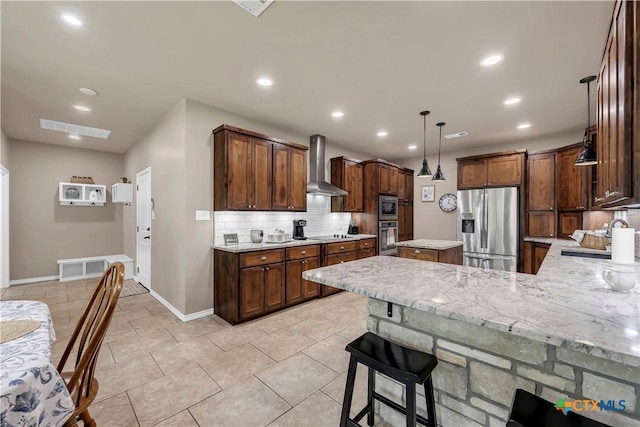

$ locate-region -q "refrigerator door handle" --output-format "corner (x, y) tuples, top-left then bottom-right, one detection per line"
(481, 192), (487, 249)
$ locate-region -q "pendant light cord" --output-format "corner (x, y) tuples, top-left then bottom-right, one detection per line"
(438, 125), (442, 165)
(586, 80), (591, 132)
(423, 114), (427, 160)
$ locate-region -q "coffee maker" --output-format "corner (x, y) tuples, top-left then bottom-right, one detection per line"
(293, 219), (307, 240)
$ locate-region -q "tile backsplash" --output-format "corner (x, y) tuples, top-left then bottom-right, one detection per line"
(214, 195), (352, 244)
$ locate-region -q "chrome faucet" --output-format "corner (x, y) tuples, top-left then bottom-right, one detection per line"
(605, 218), (629, 238)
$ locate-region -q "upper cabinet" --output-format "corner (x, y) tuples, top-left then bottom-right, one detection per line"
(213, 125), (308, 211)
(59, 182), (107, 206)
(330, 157), (363, 212)
(398, 168), (414, 202)
(379, 164), (399, 195)
(528, 153), (555, 211)
(457, 151), (526, 189)
(595, 0), (639, 207)
(556, 144), (588, 211)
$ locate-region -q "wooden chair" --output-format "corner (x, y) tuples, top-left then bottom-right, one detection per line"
(57, 262), (125, 427)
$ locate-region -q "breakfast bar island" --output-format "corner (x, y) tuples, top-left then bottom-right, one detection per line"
(303, 240), (640, 427)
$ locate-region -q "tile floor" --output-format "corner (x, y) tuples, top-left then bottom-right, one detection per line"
(1, 278), (390, 427)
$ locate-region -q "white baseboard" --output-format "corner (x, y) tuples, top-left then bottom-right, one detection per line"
(10, 275), (59, 286)
(149, 289), (213, 322)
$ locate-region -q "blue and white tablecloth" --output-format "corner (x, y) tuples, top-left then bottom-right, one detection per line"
(0, 300), (74, 427)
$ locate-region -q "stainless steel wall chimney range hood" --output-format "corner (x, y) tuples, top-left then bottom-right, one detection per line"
(307, 134), (348, 196)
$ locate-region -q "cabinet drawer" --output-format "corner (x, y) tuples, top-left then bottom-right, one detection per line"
(398, 247), (438, 262)
(357, 238), (376, 250)
(325, 241), (358, 255)
(239, 249), (285, 268)
(286, 245), (320, 260)
(358, 248), (376, 259)
(325, 252), (357, 265)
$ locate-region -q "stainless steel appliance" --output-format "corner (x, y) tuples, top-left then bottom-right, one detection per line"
(378, 221), (399, 256)
(457, 187), (519, 272)
(292, 219), (307, 240)
(347, 219), (359, 235)
(306, 134), (348, 196)
(379, 195), (398, 220)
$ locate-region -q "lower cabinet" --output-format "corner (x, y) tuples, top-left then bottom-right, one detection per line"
(285, 256), (320, 305)
(239, 263), (284, 320)
(397, 246), (463, 265)
(523, 242), (551, 274)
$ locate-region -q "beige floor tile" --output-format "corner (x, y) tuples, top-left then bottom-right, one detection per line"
(205, 324), (264, 351)
(103, 319), (140, 344)
(18, 294), (69, 307)
(335, 318), (367, 342)
(251, 329), (316, 362)
(189, 377), (291, 427)
(108, 329), (177, 363)
(0, 287), (26, 298)
(288, 316), (348, 341)
(66, 289), (93, 302)
(303, 334), (351, 374)
(118, 294), (158, 311)
(128, 313), (177, 335)
(89, 392), (139, 427)
(283, 301), (329, 320)
(268, 391), (342, 427)
(163, 316), (227, 342)
(198, 343), (275, 389)
(257, 353), (339, 406)
(21, 288), (47, 297)
(95, 354), (164, 402)
(152, 410), (198, 427)
(252, 312), (303, 334)
(322, 368), (369, 415)
(111, 306), (153, 323)
(150, 335), (223, 374)
(48, 299), (92, 316)
(54, 345), (116, 373)
(128, 364), (221, 426)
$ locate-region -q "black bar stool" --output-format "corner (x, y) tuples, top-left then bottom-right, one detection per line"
(507, 389), (611, 427)
(340, 332), (438, 427)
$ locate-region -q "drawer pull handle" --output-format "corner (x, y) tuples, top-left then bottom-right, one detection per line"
(340, 261), (345, 264)
(265, 266), (270, 271)
(340, 246), (345, 250)
(301, 250), (306, 255)
(260, 256), (267, 260)
(414, 249), (421, 254)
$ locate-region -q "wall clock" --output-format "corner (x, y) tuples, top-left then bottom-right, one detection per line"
(439, 193), (457, 212)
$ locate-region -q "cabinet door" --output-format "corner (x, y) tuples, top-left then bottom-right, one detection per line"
(397, 171), (407, 201)
(285, 260), (303, 305)
(226, 133), (252, 209)
(302, 257), (320, 299)
(557, 146), (587, 211)
(528, 212), (555, 237)
(523, 242), (533, 274)
(379, 165), (390, 194)
(405, 202), (414, 240)
(290, 148), (307, 211)
(457, 159), (486, 189)
(558, 212), (582, 238)
(345, 161), (363, 212)
(357, 248), (376, 259)
(264, 263), (285, 312)
(252, 139), (272, 210)
(405, 171), (414, 202)
(533, 244), (550, 274)
(272, 144), (290, 211)
(398, 203), (407, 241)
(528, 153), (555, 211)
(239, 267), (265, 320)
(325, 251), (357, 265)
(486, 154), (523, 187)
(388, 167), (399, 195)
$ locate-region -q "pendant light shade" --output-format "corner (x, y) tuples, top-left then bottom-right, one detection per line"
(417, 110), (432, 178)
(432, 122), (446, 181)
(575, 75), (597, 166)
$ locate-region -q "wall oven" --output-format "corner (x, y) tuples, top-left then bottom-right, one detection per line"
(379, 195), (398, 220)
(379, 221), (398, 256)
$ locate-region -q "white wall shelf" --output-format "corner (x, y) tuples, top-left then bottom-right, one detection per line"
(59, 182), (107, 206)
(112, 183), (133, 204)
(57, 254), (134, 281)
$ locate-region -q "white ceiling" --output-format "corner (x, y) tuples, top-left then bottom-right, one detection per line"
(1, 1), (612, 160)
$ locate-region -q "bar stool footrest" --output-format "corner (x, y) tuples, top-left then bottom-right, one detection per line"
(352, 391), (432, 427)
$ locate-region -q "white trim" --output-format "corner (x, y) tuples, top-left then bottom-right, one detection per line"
(136, 167), (152, 289)
(0, 165), (9, 288)
(149, 289), (213, 322)
(10, 275), (59, 286)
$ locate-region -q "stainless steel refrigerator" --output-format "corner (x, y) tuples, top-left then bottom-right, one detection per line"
(457, 187), (519, 272)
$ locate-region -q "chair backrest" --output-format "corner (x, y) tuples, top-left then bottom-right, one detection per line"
(507, 389), (611, 427)
(56, 262), (124, 404)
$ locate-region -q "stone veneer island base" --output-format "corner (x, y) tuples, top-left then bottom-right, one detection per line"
(303, 241), (640, 427)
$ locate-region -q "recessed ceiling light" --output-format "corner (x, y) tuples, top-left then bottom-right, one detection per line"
(480, 54), (504, 66)
(377, 131), (388, 138)
(408, 145), (417, 150)
(60, 13), (84, 27)
(73, 105), (91, 112)
(256, 77), (273, 87)
(503, 97), (522, 105)
(68, 134), (81, 140)
(331, 111), (344, 118)
(78, 87), (99, 96)
(517, 123), (531, 129)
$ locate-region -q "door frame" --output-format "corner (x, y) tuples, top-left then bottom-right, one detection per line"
(0, 165), (9, 288)
(136, 167), (152, 289)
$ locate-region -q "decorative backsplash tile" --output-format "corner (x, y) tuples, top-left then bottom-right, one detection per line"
(214, 195), (352, 244)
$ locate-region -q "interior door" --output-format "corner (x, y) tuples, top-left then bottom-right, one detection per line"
(136, 168), (152, 288)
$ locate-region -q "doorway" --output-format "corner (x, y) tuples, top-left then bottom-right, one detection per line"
(0, 165), (8, 288)
(136, 167), (152, 289)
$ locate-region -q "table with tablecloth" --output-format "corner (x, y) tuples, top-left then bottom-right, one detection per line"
(0, 300), (74, 427)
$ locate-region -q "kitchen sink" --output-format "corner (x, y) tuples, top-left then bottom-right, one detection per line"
(560, 249), (611, 260)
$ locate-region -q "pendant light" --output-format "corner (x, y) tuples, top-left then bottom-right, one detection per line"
(575, 75), (597, 166)
(432, 122), (446, 181)
(417, 110), (432, 178)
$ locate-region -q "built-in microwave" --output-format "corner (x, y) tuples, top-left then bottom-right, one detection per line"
(378, 195), (398, 220)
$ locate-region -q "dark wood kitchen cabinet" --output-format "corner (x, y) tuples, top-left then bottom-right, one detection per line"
(595, 0), (639, 207)
(523, 241), (550, 274)
(285, 245), (320, 305)
(557, 144), (588, 211)
(398, 202), (414, 242)
(240, 263), (284, 318)
(527, 152), (556, 237)
(272, 143), (307, 211)
(213, 125), (308, 212)
(379, 164), (399, 195)
(528, 212), (555, 238)
(397, 245), (463, 265)
(457, 151), (525, 189)
(330, 157), (363, 212)
(402, 168), (414, 202)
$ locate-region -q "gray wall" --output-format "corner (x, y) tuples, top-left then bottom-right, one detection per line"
(1, 129), (9, 167)
(9, 139), (125, 280)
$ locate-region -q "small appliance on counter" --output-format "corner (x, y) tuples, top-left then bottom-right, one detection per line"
(250, 230), (264, 243)
(347, 219), (359, 235)
(293, 219), (307, 240)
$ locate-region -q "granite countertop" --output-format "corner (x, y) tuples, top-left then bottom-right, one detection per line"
(396, 239), (463, 250)
(212, 234), (377, 253)
(525, 236), (613, 258)
(303, 238), (640, 366)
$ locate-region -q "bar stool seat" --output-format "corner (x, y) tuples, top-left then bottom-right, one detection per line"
(340, 332), (438, 427)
